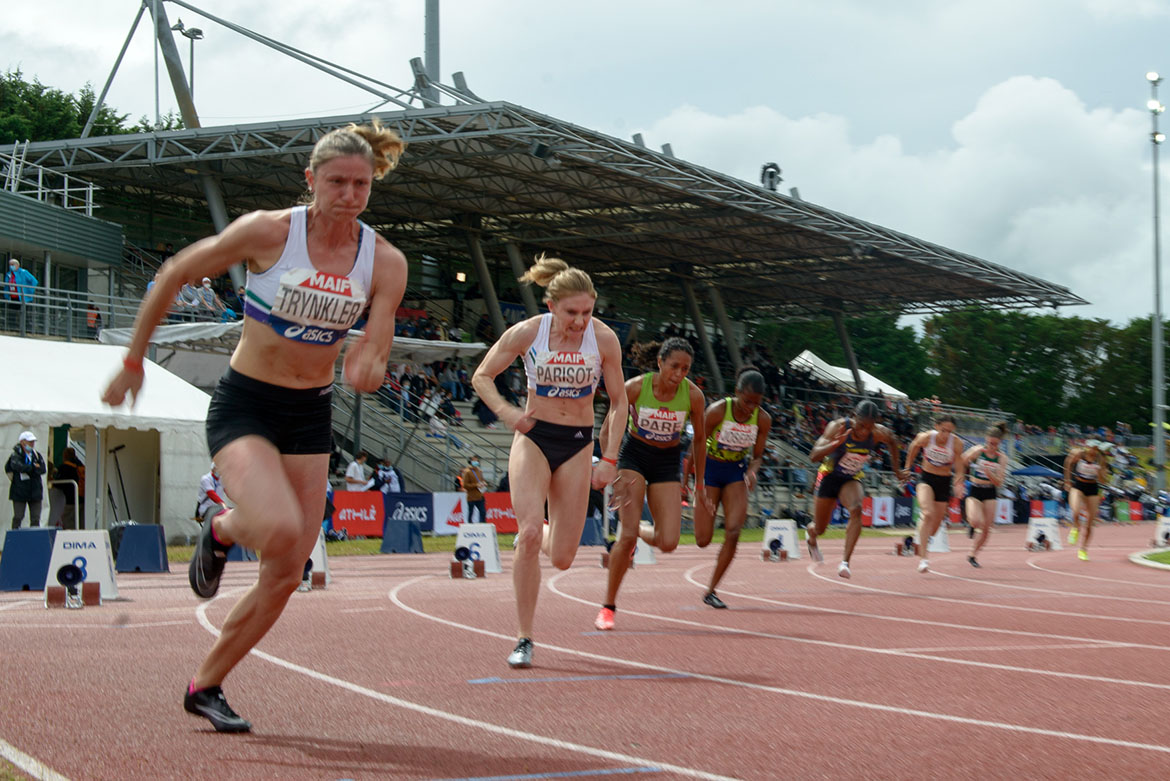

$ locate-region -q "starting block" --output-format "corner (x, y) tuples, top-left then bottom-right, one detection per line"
(43, 530), (117, 604)
(925, 524), (950, 553)
(895, 536), (920, 556)
(633, 536), (657, 566)
(453, 523), (501, 574)
(761, 519), (801, 562)
(1026, 517), (1062, 551)
(298, 529), (331, 592)
(44, 563), (102, 608)
(450, 546), (486, 579)
(1152, 516), (1170, 548)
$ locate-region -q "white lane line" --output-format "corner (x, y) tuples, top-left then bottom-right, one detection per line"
(545, 569), (1167, 690)
(0, 736), (69, 781)
(887, 643), (1124, 654)
(805, 562), (1170, 627)
(194, 590), (735, 781)
(1025, 557), (1170, 589)
(339, 607), (388, 614)
(929, 568), (1170, 605)
(394, 575), (1170, 756)
(0, 600), (36, 612)
(0, 620), (190, 630)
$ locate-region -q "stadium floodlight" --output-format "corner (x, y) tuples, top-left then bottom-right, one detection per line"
(171, 18), (204, 97)
(1150, 71), (1166, 492)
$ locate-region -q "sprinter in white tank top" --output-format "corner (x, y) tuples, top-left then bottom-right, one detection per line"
(102, 122), (407, 733)
(903, 415), (966, 573)
(472, 254), (627, 670)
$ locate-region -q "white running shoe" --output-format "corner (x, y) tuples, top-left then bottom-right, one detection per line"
(837, 561), (851, 579)
(507, 638), (533, 668)
(917, 559), (930, 573)
(807, 539), (824, 563)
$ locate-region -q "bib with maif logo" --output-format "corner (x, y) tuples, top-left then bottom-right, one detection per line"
(265, 268), (367, 345)
(629, 373), (692, 445)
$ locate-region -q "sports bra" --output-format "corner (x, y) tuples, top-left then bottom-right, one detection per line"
(521, 313), (602, 400)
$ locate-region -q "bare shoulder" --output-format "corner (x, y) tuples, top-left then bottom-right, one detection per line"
(372, 234), (407, 270)
(592, 318), (622, 351)
(875, 423), (897, 441)
(498, 315), (542, 350)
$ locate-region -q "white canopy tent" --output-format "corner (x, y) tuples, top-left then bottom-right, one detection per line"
(788, 349), (909, 399)
(0, 335), (211, 548)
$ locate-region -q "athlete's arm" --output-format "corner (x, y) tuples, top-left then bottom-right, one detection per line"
(599, 375), (642, 456)
(745, 409), (773, 493)
(592, 324), (629, 489)
(102, 210), (290, 407)
(951, 437), (967, 500)
(687, 381), (710, 494)
(809, 418), (847, 463)
(878, 425), (908, 483)
(344, 238), (407, 393)
(1062, 450), (1078, 490)
(471, 319), (540, 432)
(902, 431), (925, 474)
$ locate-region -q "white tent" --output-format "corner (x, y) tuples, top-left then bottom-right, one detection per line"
(788, 349), (908, 399)
(0, 335), (211, 548)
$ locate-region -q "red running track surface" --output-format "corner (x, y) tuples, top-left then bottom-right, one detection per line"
(1, 523), (1168, 780)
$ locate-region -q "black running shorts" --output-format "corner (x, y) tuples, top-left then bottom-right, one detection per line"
(206, 367), (334, 457)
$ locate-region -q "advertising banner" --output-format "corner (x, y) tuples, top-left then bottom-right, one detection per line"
(484, 492), (519, 533)
(332, 491), (385, 537)
(432, 492), (466, 536)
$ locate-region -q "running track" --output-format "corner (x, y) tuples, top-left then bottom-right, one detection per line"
(1, 523), (1167, 780)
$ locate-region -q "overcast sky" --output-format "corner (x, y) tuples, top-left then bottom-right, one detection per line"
(4, 0), (1168, 324)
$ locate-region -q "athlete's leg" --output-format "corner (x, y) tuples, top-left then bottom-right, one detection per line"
(508, 433), (553, 640)
(1081, 494), (1101, 551)
(194, 444), (327, 688)
(839, 479), (866, 564)
(1068, 488), (1086, 538)
(641, 480), (683, 553)
(603, 470), (648, 607)
(693, 484), (723, 548)
(544, 443), (594, 569)
(706, 481), (748, 593)
(916, 481), (942, 558)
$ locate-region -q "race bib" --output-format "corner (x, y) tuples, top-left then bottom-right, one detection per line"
(533, 350), (599, 399)
(837, 451), (870, 475)
(268, 268), (366, 345)
(635, 406), (688, 443)
(716, 421), (757, 452)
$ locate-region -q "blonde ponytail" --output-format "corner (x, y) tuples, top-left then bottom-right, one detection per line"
(518, 253), (596, 304)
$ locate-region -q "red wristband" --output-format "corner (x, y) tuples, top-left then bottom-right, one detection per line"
(600, 456), (617, 465)
(123, 356), (144, 375)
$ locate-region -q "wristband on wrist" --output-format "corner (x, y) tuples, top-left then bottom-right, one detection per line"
(600, 456), (617, 465)
(122, 356), (144, 375)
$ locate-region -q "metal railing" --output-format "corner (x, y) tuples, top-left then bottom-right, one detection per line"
(1, 144), (100, 217)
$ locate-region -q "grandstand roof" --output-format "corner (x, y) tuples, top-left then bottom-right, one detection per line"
(3, 88), (1087, 321)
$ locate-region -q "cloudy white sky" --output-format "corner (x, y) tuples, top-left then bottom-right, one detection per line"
(4, 0), (1168, 324)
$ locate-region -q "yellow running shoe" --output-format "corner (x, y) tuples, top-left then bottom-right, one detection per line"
(1067, 527), (1078, 544)
(1077, 549), (1089, 561)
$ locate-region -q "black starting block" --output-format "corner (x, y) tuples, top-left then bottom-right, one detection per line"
(1026, 532), (1052, 552)
(450, 546), (485, 579)
(761, 537), (788, 562)
(895, 536), (920, 556)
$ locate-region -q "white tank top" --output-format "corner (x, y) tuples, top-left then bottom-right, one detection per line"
(923, 431), (955, 468)
(522, 313), (602, 400)
(243, 206), (375, 346)
(1074, 459), (1100, 480)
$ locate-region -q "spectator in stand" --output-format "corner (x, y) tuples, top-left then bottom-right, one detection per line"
(6, 431), (46, 529)
(175, 282), (202, 319)
(439, 362), (462, 401)
(460, 455), (488, 523)
(85, 302), (103, 339)
(345, 451), (369, 491)
(197, 277), (231, 320)
(474, 312), (494, 342)
(371, 455), (401, 494)
(197, 464), (230, 525)
(449, 322), (465, 342)
(5, 259), (38, 331)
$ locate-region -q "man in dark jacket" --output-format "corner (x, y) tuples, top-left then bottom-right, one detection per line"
(6, 431), (46, 529)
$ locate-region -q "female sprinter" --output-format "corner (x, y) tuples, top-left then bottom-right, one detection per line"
(102, 122), (407, 732)
(806, 399), (906, 579)
(593, 338), (711, 630)
(903, 415), (966, 573)
(1064, 440), (1111, 561)
(959, 422), (1007, 568)
(471, 255), (626, 667)
(693, 368), (772, 609)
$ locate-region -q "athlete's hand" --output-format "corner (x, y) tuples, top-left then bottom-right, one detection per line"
(895, 468), (909, 484)
(500, 406), (535, 434)
(834, 428), (852, 447)
(101, 368), (143, 409)
(696, 483), (715, 515)
(745, 468), (758, 492)
(591, 459), (617, 490)
(953, 480), (966, 501)
(342, 337), (386, 393)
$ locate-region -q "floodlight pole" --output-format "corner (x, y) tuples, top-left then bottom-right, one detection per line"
(424, 0), (440, 105)
(1150, 72), (1166, 492)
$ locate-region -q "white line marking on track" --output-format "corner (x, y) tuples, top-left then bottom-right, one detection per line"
(0, 600), (35, 612)
(1025, 557), (1170, 588)
(547, 568), (1168, 690)
(194, 589), (736, 781)
(0, 736), (69, 781)
(0, 620), (190, 630)
(805, 562), (1170, 626)
(929, 567), (1170, 605)
(887, 642), (1123, 654)
(339, 607), (388, 614)
(396, 574), (1170, 756)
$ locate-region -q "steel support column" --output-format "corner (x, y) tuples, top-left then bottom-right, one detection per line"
(830, 310), (865, 395)
(466, 227), (507, 340)
(680, 278), (725, 396)
(505, 242), (539, 317)
(707, 283), (743, 377)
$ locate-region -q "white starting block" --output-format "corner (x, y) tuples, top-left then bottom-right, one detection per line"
(1152, 516), (1170, 548)
(1026, 517), (1062, 551)
(43, 530), (118, 606)
(633, 536), (657, 565)
(761, 519), (801, 561)
(925, 524), (950, 553)
(298, 529), (331, 591)
(454, 523), (502, 574)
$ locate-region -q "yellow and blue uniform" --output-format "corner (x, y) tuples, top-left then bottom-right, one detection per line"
(705, 398), (759, 489)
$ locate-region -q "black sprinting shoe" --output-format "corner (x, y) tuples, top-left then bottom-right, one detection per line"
(189, 515), (229, 599)
(968, 556), (981, 568)
(967, 525), (975, 539)
(507, 638), (534, 668)
(702, 591), (728, 609)
(184, 684), (252, 733)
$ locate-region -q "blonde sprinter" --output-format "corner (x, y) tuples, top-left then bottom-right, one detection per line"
(1064, 440), (1110, 561)
(471, 255), (626, 668)
(960, 423), (1007, 568)
(903, 415), (966, 573)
